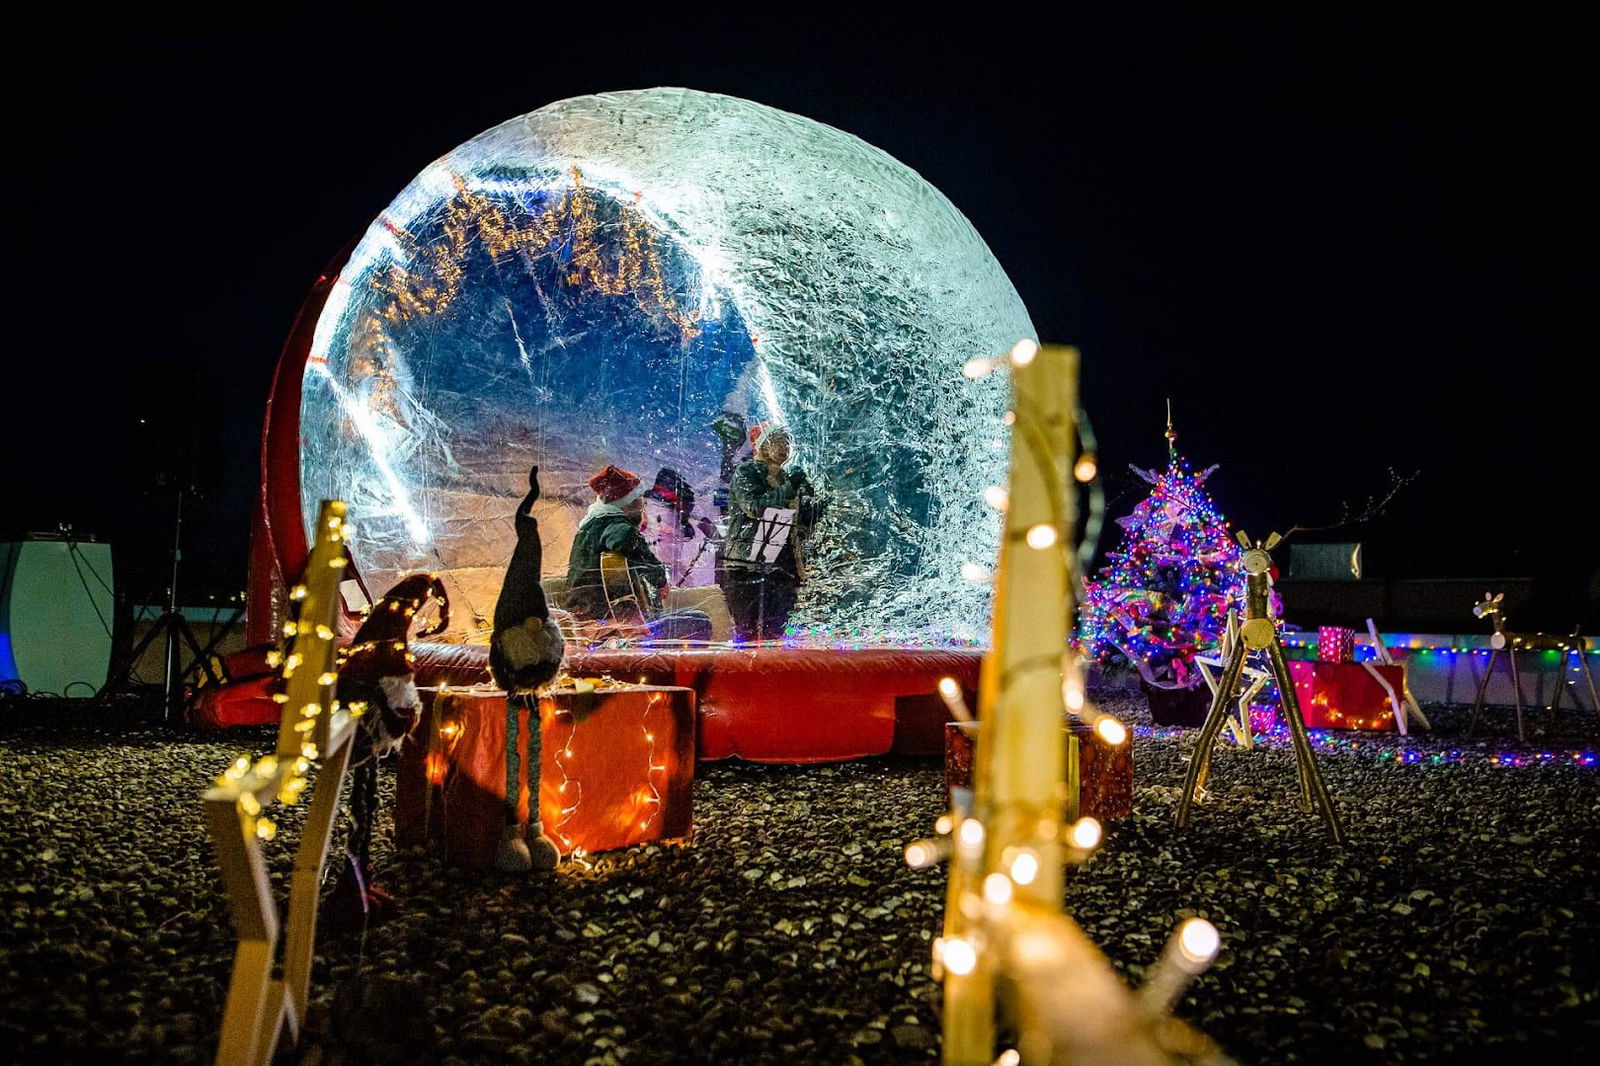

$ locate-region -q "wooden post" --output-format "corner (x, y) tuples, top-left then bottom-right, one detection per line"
(944, 342), (1075, 1064)
(206, 500), (356, 1065)
(202, 797), (284, 1066)
(281, 718), (357, 1023)
(925, 344), (1224, 1064)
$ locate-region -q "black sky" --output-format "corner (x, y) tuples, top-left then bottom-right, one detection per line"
(4, 11), (1593, 601)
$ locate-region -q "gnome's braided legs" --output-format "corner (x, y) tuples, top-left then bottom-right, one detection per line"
(523, 694), (559, 869)
(493, 694), (559, 872)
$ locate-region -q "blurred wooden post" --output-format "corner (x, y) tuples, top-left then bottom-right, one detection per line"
(202, 794), (283, 1065)
(205, 500), (358, 1066)
(944, 343), (1076, 1064)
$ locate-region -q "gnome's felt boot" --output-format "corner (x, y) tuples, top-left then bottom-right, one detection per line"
(527, 821), (560, 869)
(493, 822), (533, 872)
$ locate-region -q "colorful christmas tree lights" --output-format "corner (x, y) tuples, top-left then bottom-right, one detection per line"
(1079, 422), (1242, 690)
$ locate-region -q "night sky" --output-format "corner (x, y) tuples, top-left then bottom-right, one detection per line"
(5, 12), (1592, 603)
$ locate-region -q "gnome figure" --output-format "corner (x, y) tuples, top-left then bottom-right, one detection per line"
(488, 465), (567, 872)
(327, 572), (449, 930)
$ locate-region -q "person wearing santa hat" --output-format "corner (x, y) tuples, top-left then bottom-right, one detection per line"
(565, 463), (713, 641)
(722, 422), (820, 641)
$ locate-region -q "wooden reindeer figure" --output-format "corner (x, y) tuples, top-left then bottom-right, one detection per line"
(1471, 592), (1599, 741)
(1175, 530), (1343, 843)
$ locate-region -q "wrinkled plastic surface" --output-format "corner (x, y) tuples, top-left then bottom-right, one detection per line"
(302, 88), (1033, 646)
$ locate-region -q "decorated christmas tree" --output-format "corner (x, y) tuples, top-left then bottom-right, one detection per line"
(1079, 417), (1242, 689)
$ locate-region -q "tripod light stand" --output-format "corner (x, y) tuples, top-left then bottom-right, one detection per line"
(105, 483), (223, 719)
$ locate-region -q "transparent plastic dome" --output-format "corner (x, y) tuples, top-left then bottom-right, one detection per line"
(302, 88), (1034, 645)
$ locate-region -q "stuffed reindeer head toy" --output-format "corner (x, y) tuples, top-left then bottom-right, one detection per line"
(337, 572), (450, 755)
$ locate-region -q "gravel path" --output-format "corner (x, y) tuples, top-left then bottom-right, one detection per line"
(2, 692), (1597, 1064)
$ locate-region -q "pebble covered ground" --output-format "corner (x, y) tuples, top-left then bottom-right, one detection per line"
(2, 690), (1597, 1064)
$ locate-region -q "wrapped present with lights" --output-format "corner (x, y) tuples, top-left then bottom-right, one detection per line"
(394, 684), (695, 867)
(943, 720), (1133, 821)
(1287, 660), (1404, 731)
(1316, 626), (1356, 664)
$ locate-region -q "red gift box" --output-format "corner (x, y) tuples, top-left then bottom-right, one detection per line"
(944, 721), (1134, 821)
(1317, 626), (1356, 663)
(396, 685), (695, 867)
(1287, 660), (1402, 730)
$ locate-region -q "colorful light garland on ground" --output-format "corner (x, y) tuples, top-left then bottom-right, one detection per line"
(1278, 634), (1599, 658)
(1131, 724), (1598, 767)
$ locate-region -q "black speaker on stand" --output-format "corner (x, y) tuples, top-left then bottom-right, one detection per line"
(102, 367), (227, 720)
(102, 484), (221, 719)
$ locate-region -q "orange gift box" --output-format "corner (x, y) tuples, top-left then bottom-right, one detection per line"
(944, 720), (1134, 821)
(395, 685), (695, 867)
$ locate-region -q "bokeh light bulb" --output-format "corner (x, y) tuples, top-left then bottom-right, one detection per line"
(1095, 717), (1128, 745)
(958, 818), (985, 849)
(1010, 338), (1039, 366)
(942, 937), (977, 976)
(1069, 817), (1102, 850)
(1009, 849), (1040, 886)
(961, 562), (993, 584)
(1025, 524), (1058, 550)
(1178, 918), (1220, 965)
(1063, 678), (1085, 712)
(983, 485), (1009, 511)
(983, 872), (1014, 905)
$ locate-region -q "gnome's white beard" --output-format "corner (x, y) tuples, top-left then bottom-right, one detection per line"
(493, 615), (567, 692)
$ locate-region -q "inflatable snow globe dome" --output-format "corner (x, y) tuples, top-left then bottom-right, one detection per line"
(302, 87), (1034, 647)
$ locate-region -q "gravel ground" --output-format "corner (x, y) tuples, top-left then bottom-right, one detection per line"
(2, 690), (1598, 1064)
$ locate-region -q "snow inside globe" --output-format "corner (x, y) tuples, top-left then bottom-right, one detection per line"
(301, 88), (1034, 647)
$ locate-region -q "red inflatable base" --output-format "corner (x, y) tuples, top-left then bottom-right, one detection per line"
(196, 641), (984, 764)
(190, 674), (279, 730)
(187, 646), (281, 729)
(411, 643), (984, 763)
